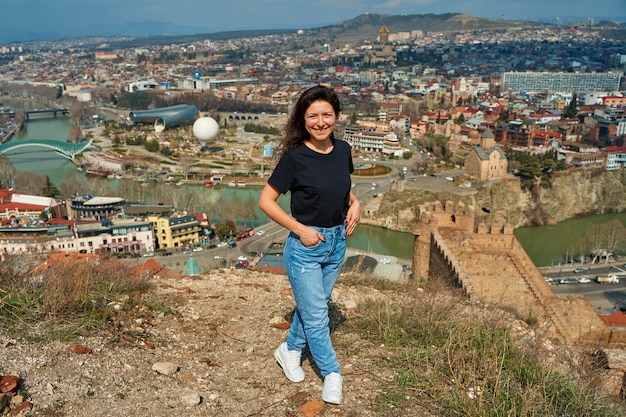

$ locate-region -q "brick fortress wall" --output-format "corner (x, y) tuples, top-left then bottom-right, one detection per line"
(411, 200), (620, 346)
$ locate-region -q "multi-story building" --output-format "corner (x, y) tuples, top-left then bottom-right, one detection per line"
(148, 212), (200, 250)
(344, 128), (402, 155)
(74, 219), (154, 255)
(178, 75), (259, 91)
(0, 189), (62, 224)
(501, 71), (623, 94)
(604, 146), (626, 170)
(67, 196), (126, 221)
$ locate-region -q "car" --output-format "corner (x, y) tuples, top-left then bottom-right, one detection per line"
(159, 251), (172, 256)
(446, 176), (454, 181)
(192, 247), (203, 252)
(183, 248), (192, 254)
(559, 279), (571, 284)
(217, 242), (228, 247)
(573, 267), (584, 273)
(142, 252), (154, 257)
(213, 255), (224, 260)
(256, 230), (266, 236)
(207, 244), (217, 249)
(237, 255), (248, 261)
(579, 278), (591, 283)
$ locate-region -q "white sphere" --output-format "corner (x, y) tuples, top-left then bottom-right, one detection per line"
(193, 117), (219, 141)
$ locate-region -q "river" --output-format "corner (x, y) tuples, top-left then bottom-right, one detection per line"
(2, 101), (415, 260)
(514, 213), (626, 267)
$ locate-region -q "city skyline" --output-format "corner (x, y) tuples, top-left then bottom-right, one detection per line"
(0, 0), (624, 43)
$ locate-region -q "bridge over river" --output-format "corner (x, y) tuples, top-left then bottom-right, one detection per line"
(0, 139), (93, 160)
(1, 108), (69, 119)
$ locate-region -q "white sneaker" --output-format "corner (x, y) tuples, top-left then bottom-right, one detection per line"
(274, 343), (305, 383)
(322, 372), (342, 404)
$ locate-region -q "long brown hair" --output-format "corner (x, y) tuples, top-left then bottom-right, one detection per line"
(275, 85), (341, 158)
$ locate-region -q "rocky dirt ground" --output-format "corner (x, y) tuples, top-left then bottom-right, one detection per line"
(0, 267), (439, 417)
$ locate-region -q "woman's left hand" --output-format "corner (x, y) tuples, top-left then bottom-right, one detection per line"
(345, 198), (361, 237)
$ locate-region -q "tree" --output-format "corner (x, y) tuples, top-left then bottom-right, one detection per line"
(68, 125), (82, 142)
(563, 92), (578, 119)
(59, 171), (88, 198)
(581, 220), (626, 264)
(41, 176), (60, 198)
(144, 139), (160, 153)
(0, 154), (17, 188)
(13, 171), (46, 195)
(515, 154), (542, 190)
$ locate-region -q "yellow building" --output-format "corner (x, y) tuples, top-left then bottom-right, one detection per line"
(148, 213), (200, 249)
(464, 128), (508, 181)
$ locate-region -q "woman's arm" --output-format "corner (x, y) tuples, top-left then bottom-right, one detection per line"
(345, 190), (361, 236)
(258, 183), (324, 246)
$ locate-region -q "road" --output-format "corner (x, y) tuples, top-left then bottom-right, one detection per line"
(541, 261), (626, 314)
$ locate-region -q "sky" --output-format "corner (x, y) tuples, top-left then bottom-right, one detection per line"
(0, 0), (624, 42)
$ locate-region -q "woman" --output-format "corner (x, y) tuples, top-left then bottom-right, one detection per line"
(258, 85), (360, 405)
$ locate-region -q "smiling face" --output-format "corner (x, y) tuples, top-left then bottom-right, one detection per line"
(304, 100), (336, 146)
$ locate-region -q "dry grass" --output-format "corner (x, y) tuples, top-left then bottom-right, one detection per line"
(0, 255), (153, 341)
(339, 273), (625, 416)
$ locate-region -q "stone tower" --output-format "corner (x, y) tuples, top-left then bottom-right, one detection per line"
(412, 201), (475, 279)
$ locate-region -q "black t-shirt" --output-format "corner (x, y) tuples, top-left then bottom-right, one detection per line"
(268, 139), (354, 228)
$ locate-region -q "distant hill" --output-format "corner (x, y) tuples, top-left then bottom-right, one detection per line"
(92, 13), (545, 51)
(305, 13), (544, 45)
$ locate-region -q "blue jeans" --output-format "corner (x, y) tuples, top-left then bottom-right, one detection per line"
(284, 224), (346, 377)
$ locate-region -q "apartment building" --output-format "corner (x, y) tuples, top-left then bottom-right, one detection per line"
(501, 71), (623, 94)
(148, 212), (200, 249)
(74, 219), (154, 255)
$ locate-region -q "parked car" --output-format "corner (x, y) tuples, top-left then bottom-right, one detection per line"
(143, 252), (154, 257)
(213, 255), (224, 260)
(446, 176), (454, 181)
(192, 247), (203, 252)
(217, 242), (228, 247)
(160, 251), (172, 256)
(573, 267), (584, 273)
(235, 260), (249, 269)
(237, 255), (248, 261)
(183, 248), (192, 254)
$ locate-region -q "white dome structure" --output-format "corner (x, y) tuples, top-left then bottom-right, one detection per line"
(192, 117), (219, 141)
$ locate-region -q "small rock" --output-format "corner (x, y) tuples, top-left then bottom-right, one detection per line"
(0, 376), (19, 393)
(299, 400), (324, 417)
(179, 389), (202, 406)
(151, 362), (179, 375)
(9, 395), (23, 407)
(68, 344), (92, 355)
(8, 400), (31, 416)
